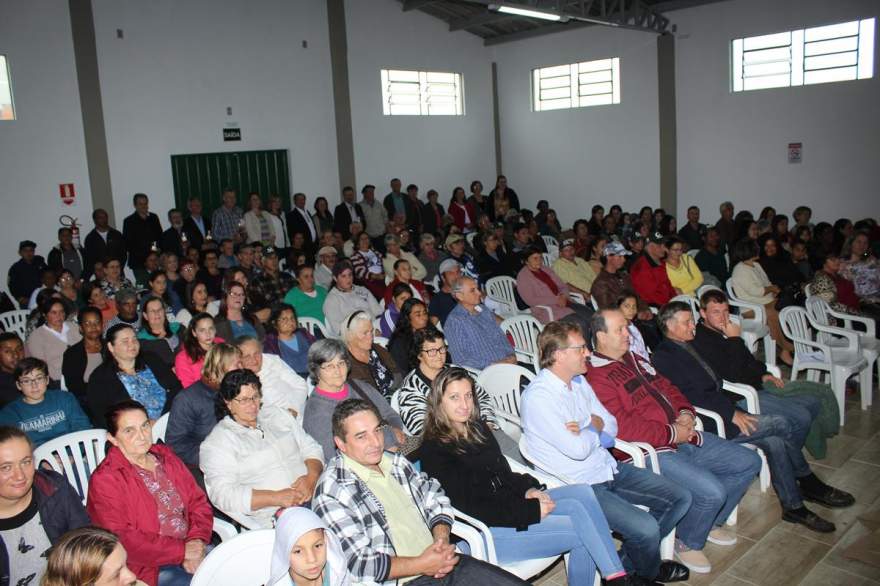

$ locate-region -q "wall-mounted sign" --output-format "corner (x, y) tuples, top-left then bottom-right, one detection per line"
(788, 142), (802, 164)
(59, 183), (76, 205)
(223, 128), (242, 142)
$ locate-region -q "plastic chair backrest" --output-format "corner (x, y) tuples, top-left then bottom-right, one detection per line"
(486, 276), (518, 309)
(697, 284), (722, 298)
(190, 529), (275, 586)
(33, 429), (108, 505)
(686, 248), (700, 258)
(0, 309), (29, 339)
(541, 253), (553, 267)
(542, 235), (559, 249)
(298, 316), (329, 339)
(374, 336), (389, 349)
(499, 315), (543, 371)
(152, 413), (169, 443)
(779, 306), (820, 358)
(805, 296), (834, 344)
(670, 294), (699, 322)
(476, 363), (535, 420)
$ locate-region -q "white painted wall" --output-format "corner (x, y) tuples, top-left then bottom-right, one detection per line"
(675, 0), (880, 222)
(345, 0), (495, 201)
(491, 25), (660, 227)
(0, 0), (93, 283)
(92, 0), (339, 226)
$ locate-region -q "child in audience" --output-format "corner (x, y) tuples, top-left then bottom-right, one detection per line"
(0, 357), (90, 447)
(269, 507), (350, 586)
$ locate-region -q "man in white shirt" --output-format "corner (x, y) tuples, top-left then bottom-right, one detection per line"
(521, 321), (691, 583)
(235, 336), (308, 419)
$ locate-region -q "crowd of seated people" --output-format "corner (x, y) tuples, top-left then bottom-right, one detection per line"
(0, 182), (877, 585)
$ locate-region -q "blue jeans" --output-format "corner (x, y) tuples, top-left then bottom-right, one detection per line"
(158, 565), (192, 586)
(733, 393), (817, 509)
(490, 485), (625, 583)
(592, 463), (692, 578)
(658, 432), (762, 550)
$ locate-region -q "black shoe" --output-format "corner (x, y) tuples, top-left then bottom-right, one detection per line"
(800, 484), (856, 508)
(782, 506), (836, 533)
(655, 560), (690, 583)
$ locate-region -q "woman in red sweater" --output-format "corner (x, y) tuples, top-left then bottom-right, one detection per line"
(87, 400), (213, 586)
(448, 186), (478, 233)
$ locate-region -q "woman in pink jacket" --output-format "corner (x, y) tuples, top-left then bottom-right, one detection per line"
(516, 247), (594, 335)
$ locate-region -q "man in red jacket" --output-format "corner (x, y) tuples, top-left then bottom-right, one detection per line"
(630, 232), (676, 307)
(587, 309), (761, 575)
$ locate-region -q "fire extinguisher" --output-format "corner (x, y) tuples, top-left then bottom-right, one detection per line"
(59, 215), (82, 247)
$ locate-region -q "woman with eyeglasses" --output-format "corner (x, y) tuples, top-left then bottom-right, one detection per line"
(419, 367), (632, 586)
(87, 324), (182, 429)
(302, 339), (407, 461)
(87, 400), (214, 586)
(213, 281), (266, 343)
(0, 357), (89, 447)
(174, 313), (222, 388)
(396, 328), (498, 437)
(200, 369), (324, 529)
(62, 306), (105, 409)
(664, 236), (703, 297)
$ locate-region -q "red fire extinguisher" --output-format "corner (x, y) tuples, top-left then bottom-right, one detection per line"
(60, 215), (81, 247)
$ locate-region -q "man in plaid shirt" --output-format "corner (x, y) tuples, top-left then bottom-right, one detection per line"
(249, 246), (294, 309)
(312, 399), (527, 585)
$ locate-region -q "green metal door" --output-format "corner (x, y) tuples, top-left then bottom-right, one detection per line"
(170, 149), (291, 216)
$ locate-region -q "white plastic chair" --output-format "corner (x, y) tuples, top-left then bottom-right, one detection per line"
(686, 248), (700, 258)
(542, 235), (559, 250)
(373, 336), (389, 349)
(476, 364), (535, 441)
(465, 232), (477, 248)
(486, 276), (525, 317)
(569, 292), (587, 306)
(541, 253), (553, 267)
(726, 278), (776, 365)
(805, 296), (878, 409)
(191, 529), (275, 586)
(499, 315), (543, 372)
(0, 309), (29, 339)
(697, 284), (722, 298)
(670, 294), (699, 322)
(298, 316), (329, 339)
(151, 413), (169, 443)
(780, 306), (869, 425)
(211, 517), (239, 542)
(33, 429), (108, 505)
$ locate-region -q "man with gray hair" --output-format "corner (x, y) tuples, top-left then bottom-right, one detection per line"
(444, 276), (516, 370)
(427, 259), (461, 325)
(103, 288), (141, 332)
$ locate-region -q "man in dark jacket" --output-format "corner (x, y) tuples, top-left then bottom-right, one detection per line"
(159, 208), (188, 258)
(122, 193), (163, 272)
(383, 178), (419, 235)
(0, 426), (90, 585)
(652, 301), (852, 534)
(83, 208), (127, 277)
(7, 241), (47, 308)
(182, 197), (211, 252)
(332, 186), (366, 241)
(0, 334), (24, 408)
(47, 228), (86, 281)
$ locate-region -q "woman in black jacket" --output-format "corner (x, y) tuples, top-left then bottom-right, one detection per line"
(61, 306), (104, 411)
(86, 323), (182, 428)
(419, 367), (632, 586)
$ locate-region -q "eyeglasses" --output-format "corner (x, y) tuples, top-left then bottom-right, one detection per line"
(320, 360), (348, 372)
(422, 346), (448, 357)
(276, 315), (296, 323)
(231, 394), (262, 406)
(560, 344), (589, 353)
(18, 375), (48, 388)
(229, 292), (246, 299)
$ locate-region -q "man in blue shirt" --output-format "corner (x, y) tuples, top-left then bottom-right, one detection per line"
(522, 321), (691, 584)
(444, 276), (516, 370)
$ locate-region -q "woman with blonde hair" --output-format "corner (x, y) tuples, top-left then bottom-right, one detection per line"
(42, 526), (144, 586)
(166, 343), (242, 480)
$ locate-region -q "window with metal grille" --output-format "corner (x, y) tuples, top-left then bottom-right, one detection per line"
(732, 17), (875, 92)
(380, 69), (464, 116)
(0, 56), (14, 121)
(531, 58), (621, 112)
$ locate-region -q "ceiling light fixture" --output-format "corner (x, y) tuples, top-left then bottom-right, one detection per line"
(489, 4), (568, 23)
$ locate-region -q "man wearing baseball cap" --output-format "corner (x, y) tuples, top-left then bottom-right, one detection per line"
(629, 232), (677, 308)
(552, 238), (598, 300)
(428, 258), (462, 325)
(314, 245), (338, 290)
(250, 246), (295, 309)
(8, 241), (47, 308)
(444, 233), (479, 281)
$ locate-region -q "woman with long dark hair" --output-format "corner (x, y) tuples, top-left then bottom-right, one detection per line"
(213, 281), (265, 342)
(174, 313), (221, 388)
(312, 196), (334, 235)
(137, 296), (182, 369)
